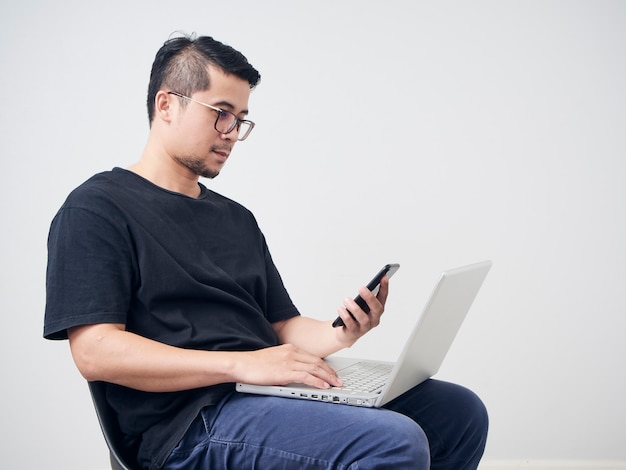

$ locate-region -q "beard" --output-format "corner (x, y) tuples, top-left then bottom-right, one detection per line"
(173, 155), (220, 179)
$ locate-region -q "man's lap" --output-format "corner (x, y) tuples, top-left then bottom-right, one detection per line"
(163, 379), (486, 470)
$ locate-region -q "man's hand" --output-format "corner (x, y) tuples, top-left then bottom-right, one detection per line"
(233, 344), (343, 389)
(334, 275), (389, 345)
(271, 275), (390, 360)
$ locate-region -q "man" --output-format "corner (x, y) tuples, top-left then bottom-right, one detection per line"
(44, 34), (488, 469)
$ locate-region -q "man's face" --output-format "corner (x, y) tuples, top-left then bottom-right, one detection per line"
(168, 65), (252, 179)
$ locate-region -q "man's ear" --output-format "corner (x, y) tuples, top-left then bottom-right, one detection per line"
(154, 90), (174, 122)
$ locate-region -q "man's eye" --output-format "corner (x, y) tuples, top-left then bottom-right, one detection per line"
(217, 111), (233, 121)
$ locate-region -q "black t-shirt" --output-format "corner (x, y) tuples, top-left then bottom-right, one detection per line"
(44, 168), (300, 469)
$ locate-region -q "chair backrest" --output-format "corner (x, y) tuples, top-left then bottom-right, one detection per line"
(88, 381), (138, 470)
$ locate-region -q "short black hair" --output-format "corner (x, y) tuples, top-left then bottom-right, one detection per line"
(147, 34), (261, 123)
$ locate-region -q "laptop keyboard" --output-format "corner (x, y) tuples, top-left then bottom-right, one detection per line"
(334, 362), (393, 393)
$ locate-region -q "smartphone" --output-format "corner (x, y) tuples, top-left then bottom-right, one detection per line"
(331, 263), (400, 328)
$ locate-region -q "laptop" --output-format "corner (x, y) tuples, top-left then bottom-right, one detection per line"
(236, 260), (492, 407)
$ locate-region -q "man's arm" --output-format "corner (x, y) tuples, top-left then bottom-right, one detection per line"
(272, 276), (389, 358)
(68, 323), (342, 393)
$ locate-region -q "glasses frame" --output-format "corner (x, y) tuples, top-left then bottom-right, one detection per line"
(167, 91), (255, 141)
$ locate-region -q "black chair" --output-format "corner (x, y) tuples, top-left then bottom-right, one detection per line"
(88, 381), (138, 470)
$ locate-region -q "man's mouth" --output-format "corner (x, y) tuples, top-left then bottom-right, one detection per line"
(212, 148), (231, 160)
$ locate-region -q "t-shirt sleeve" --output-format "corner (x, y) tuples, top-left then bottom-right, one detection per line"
(44, 206), (135, 340)
(262, 242), (301, 324)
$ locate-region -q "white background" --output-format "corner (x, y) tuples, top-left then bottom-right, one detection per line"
(1, 1), (624, 468)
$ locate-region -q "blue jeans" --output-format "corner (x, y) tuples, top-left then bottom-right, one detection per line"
(163, 379), (488, 470)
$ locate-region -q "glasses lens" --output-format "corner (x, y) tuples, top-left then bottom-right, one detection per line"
(237, 121), (254, 141)
(212, 108), (254, 141)
(214, 111), (237, 134)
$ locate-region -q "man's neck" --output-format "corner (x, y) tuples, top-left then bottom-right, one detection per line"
(128, 148), (202, 198)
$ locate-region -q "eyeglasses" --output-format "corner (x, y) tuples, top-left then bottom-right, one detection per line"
(167, 91), (255, 141)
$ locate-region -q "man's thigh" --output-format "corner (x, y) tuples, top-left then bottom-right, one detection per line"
(165, 392), (430, 469)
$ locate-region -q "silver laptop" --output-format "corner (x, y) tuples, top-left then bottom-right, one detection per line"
(236, 260), (492, 407)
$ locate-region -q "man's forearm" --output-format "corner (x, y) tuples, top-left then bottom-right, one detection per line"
(273, 316), (354, 358)
(68, 323), (239, 392)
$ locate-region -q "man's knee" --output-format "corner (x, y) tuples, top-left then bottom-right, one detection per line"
(457, 384), (489, 443)
(435, 382), (489, 467)
(364, 411), (430, 469)
(423, 380), (489, 440)
(398, 415), (431, 467)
